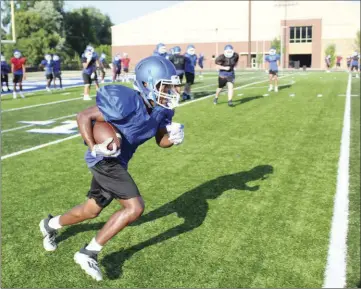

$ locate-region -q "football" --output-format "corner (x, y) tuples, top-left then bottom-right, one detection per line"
(93, 121), (122, 150)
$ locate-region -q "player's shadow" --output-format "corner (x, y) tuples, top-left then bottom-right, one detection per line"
(278, 84), (292, 91)
(234, 95), (264, 106)
(101, 164), (274, 280)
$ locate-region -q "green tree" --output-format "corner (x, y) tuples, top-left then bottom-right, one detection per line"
(95, 44), (112, 58)
(256, 53), (264, 68)
(270, 37), (281, 54)
(64, 7), (113, 55)
(325, 44), (336, 68)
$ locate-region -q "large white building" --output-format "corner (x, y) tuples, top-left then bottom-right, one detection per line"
(111, 1), (360, 69)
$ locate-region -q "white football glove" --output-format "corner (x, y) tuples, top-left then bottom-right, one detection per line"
(91, 137), (120, 157)
(166, 122), (184, 145)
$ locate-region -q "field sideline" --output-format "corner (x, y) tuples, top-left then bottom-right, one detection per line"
(1, 71), (360, 288)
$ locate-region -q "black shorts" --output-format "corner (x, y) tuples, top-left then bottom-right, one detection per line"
(1, 74), (8, 83)
(46, 73), (53, 80)
(336, 63), (341, 67)
(87, 159), (140, 208)
(13, 74), (23, 83)
(351, 65), (359, 71)
(269, 70), (278, 76)
(326, 64), (330, 68)
(83, 73), (92, 85)
(178, 73), (184, 83)
(218, 76), (234, 88)
(53, 72), (62, 79)
(123, 68), (129, 73)
(115, 69), (121, 75)
(185, 72), (195, 85)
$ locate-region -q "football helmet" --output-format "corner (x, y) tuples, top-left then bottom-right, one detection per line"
(134, 56), (181, 110)
(224, 45), (234, 58)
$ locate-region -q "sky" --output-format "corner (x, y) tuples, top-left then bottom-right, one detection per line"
(64, 1), (183, 25)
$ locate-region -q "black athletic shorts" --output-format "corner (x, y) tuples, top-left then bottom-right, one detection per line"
(351, 65), (359, 71)
(336, 63), (341, 67)
(185, 72), (195, 85)
(53, 72), (62, 79)
(87, 159), (140, 208)
(218, 76), (234, 88)
(13, 74), (23, 83)
(123, 67), (129, 73)
(269, 70), (278, 76)
(46, 73), (53, 80)
(1, 74), (8, 83)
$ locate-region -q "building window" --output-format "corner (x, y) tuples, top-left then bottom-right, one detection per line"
(290, 26), (312, 43)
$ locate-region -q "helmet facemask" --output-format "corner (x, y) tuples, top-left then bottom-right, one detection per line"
(152, 75), (181, 109)
(224, 49), (234, 58)
(158, 46), (167, 54)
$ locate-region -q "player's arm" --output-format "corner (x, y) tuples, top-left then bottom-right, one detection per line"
(215, 56), (230, 70)
(76, 105), (105, 150)
(155, 127), (174, 148)
(22, 63), (26, 80)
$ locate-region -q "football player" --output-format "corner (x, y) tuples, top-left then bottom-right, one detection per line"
(335, 55), (342, 70)
(168, 46), (185, 94)
(52, 54), (63, 90)
(265, 47), (280, 92)
(39, 56), (184, 281)
(213, 45), (239, 107)
(112, 54), (122, 82)
(40, 54), (54, 92)
(82, 45), (100, 100)
(350, 51), (360, 78)
(183, 44), (197, 100)
(325, 55), (331, 72)
(347, 56), (351, 71)
(98, 53), (107, 84)
(1, 54), (11, 93)
(121, 53), (131, 83)
(153, 43), (169, 59)
(198, 53), (204, 79)
(10, 49), (26, 99)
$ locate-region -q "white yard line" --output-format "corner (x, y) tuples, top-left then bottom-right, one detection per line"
(1, 113), (77, 134)
(1, 97), (84, 112)
(323, 73), (352, 288)
(1, 74), (294, 160)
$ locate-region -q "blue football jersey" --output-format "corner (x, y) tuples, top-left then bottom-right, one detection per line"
(41, 59), (54, 75)
(265, 54), (280, 71)
(85, 85), (174, 169)
(184, 53), (197, 73)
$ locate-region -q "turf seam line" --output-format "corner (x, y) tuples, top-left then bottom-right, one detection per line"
(323, 73), (351, 288)
(0, 74), (294, 160)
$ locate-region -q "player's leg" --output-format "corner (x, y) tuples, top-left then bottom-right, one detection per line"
(12, 75), (17, 98)
(226, 80), (234, 107)
(74, 160), (143, 281)
(53, 73), (57, 89)
(58, 73), (63, 89)
(18, 75), (25, 98)
(94, 72), (100, 91)
(274, 72), (279, 92)
(268, 71), (273, 91)
(83, 73), (92, 100)
(213, 76), (227, 105)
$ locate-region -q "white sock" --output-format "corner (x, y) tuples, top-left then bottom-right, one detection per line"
(86, 238), (103, 252)
(48, 215), (63, 230)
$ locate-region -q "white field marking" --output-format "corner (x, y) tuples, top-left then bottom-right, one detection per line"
(1, 113), (77, 134)
(323, 73), (351, 288)
(1, 134), (81, 160)
(62, 92), (71, 95)
(317, 94), (323, 97)
(240, 80), (296, 90)
(289, 93), (295, 97)
(1, 74), (294, 160)
(237, 93), (244, 96)
(263, 94), (269, 97)
(1, 95), (95, 113)
(338, 94), (358, 97)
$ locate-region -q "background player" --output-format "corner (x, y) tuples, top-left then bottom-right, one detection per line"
(198, 53), (204, 79)
(169, 46), (185, 94)
(39, 56), (184, 282)
(153, 43), (169, 59)
(1, 54), (11, 93)
(265, 47), (280, 92)
(112, 54), (122, 82)
(10, 49), (26, 99)
(183, 44), (197, 100)
(52, 54), (63, 90)
(40, 54), (54, 92)
(121, 53), (131, 83)
(98, 53), (107, 84)
(213, 45), (239, 107)
(82, 46), (100, 100)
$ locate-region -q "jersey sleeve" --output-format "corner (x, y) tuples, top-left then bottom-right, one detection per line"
(40, 60), (46, 66)
(215, 55), (224, 65)
(96, 85), (138, 122)
(159, 109), (175, 129)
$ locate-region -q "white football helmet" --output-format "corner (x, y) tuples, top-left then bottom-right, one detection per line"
(45, 54), (52, 61)
(269, 47), (276, 56)
(13, 50), (21, 58)
(53, 55), (60, 61)
(224, 45), (234, 58)
(1, 54), (5, 62)
(187, 45), (195, 56)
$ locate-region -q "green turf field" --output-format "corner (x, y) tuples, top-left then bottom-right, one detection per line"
(1, 71), (360, 288)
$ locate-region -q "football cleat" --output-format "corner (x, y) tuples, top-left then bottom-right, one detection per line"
(228, 100), (235, 107)
(74, 246), (103, 281)
(39, 214), (58, 251)
(213, 98), (218, 105)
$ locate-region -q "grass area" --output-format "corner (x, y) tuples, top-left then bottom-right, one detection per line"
(1, 71), (359, 288)
(346, 77), (361, 288)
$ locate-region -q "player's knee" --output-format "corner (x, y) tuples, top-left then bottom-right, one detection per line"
(127, 203), (145, 222)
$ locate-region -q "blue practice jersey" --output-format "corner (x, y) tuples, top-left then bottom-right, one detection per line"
(1, 61), (10, 75)
(85, 85), (174, 170)
(351, 55), (359, 66)
(265, 54), (280, 71)
(184, 53), (197, 73)
(82, 52), (98, 75)
(41, 60), (54, 75)
(198, 56), (204, 68)
(53, 60), (61, 73)
(112, 58), (122, 70)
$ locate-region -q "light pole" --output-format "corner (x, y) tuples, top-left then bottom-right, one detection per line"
(248, 0), (252, 68)
(280, 25), (288, 69)
(215, 28), (218, 57)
